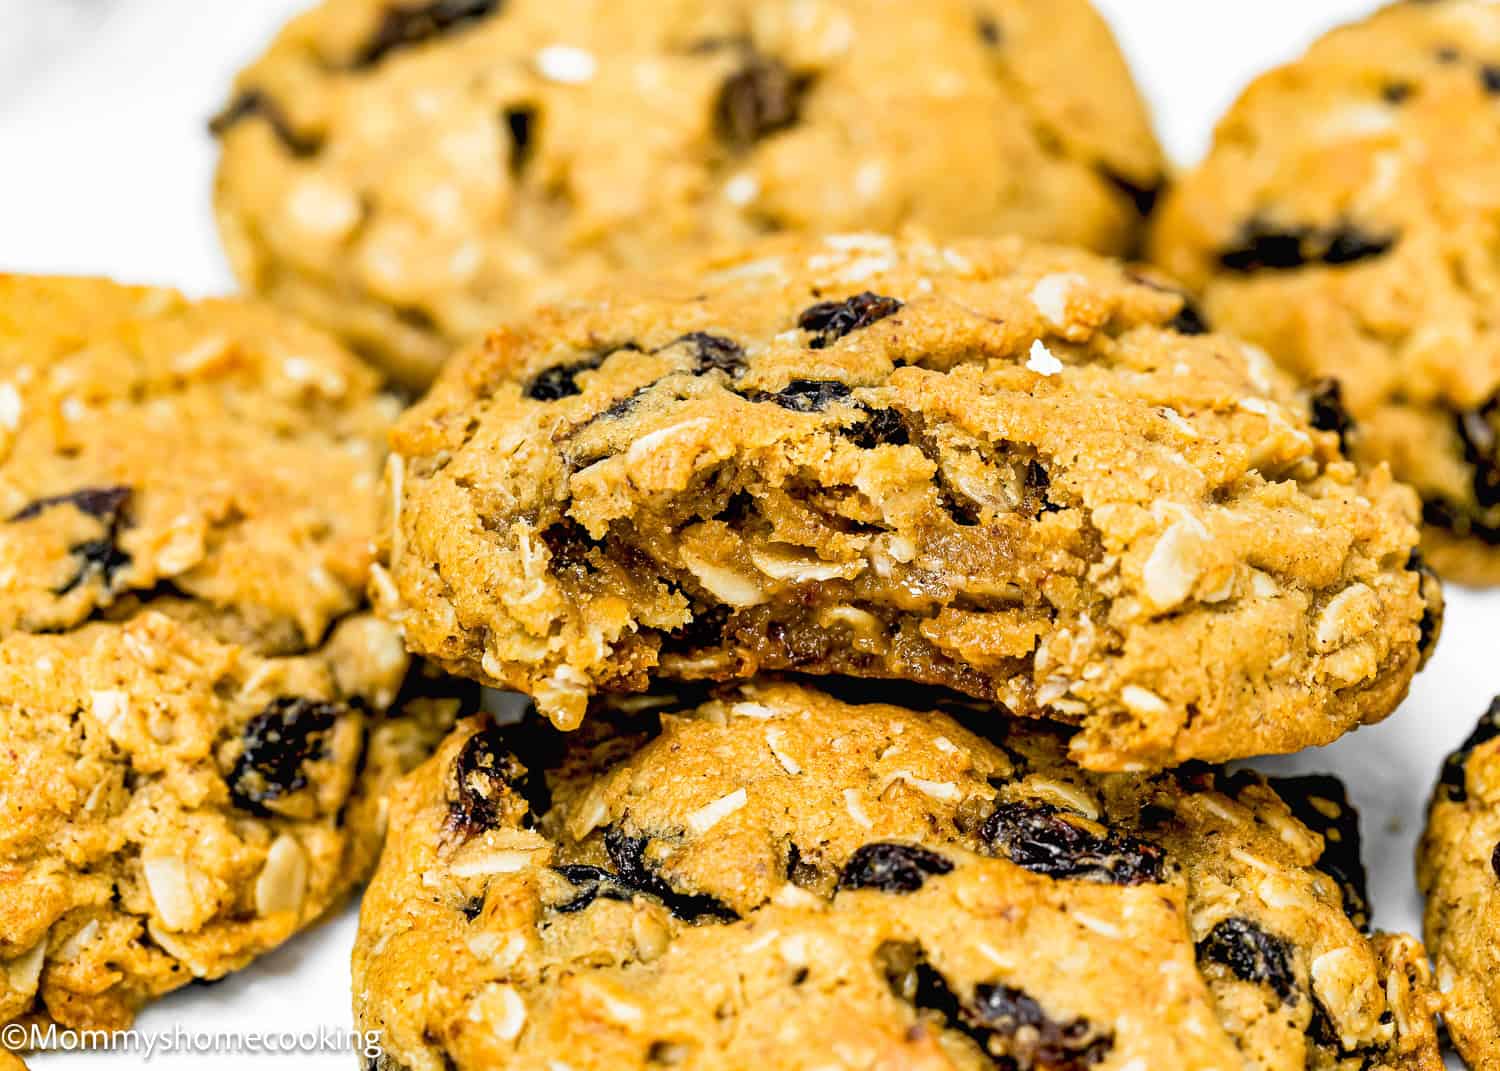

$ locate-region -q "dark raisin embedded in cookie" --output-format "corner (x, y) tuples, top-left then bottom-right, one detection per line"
(1169, 298), (1210, 336)
(1306, 378), (1356, 452)
(356, 0), (505, 68)
(674, 332), (747, 377)
(979, 800), (1166, 885)
(226, 697), (344, 816)
(1267, 774), (1370, 931)
(208, 89), (321, 157)
(1218, 217), (1395, 272)
(1437, 697), (1500, 803)
(557, 827), (741, 923)
(1103, 169), (1164, 219)
(845, 406), (910, 449)
(1482, 65), (1500, 94)
(503, 104), (537, 174)
(1197, 917), (1298, 1001)
(968, 983), (1115, 1069)
(754, 379), (853, 413)
(446, 722), (528, 837)
(1456, 395), (1500, 508)
(797, 292), (903, 349)
(715, 52), (804, 148)
(11, 485), (132, 523)
(838, 842), (954, 893)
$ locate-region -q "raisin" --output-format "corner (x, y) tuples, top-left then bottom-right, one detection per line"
(1324, 226), (1395, 265)
(1219, 217), (1395, 272)
(1421, 495), (1500, 546)
(979, 800), (1166, 885)
(664, 602), (732, 653)
(845, 406), (909, 449)
(503, 105), (537, 175)
(542, 518), (601, 575)
(11, 485), (131, 523)
(1102, 169), (1163, 218)
(838, 842), (954, 894)
(797, 292), (903, 349)
(880, 942), (1113, 1070)
(786, 843), (823, 888)
(1306, 378), (1356, 453)
(1196, 918), (1298, 1002)
(1492, 841), (1500, 879)
(1267, 775), (1370, 931)
(525, 357), (602, 401)
(1456, 395), (1500, 508)
(1382, 81), (1414, 105)
(1170, 299), (1210, 336)
(1438, 697), (1500, 803)
(716, 53), (804, 148)
(208, 90), (321, 156)
(755, 379), (853, 413)
(674, 332), (747, 377)
(1407, 549), (1442, 660)
(226, 698), (345, 816)
(11, 485), (135, 596)
(1483, 65), (1500, 94)
(355, 0), (504, 67)
(445, 723), (528, 837)
(969, 983), (1114, 1068)
(461, 896), (485, 921)
(554, 827), (739, 922)
(976, 14), (1003, 46)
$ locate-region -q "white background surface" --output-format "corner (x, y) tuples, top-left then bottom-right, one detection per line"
(0, 2), (1478, 1067)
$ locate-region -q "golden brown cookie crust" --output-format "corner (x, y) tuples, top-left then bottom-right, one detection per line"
(380, 233), (1436, 771)
(353, 680), (1443, 1071)
(0, 275), (398, 649)
(1149, 0), (1500, 586)
(0, 609), (462, 1032)
(212, 0), (1163, 387)
(1418, 699), (1500, 1071)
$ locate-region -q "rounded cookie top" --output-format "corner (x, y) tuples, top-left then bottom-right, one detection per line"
(381, 232), (1437, 770)
(1418, 697), (1500, 1070)
(353, 680), (1442, 1071)
(0, 608), (464, 1031)
(1149, 0), (1500, 584)
(211, 0), (1163, 387)
(0, 276), (399, 650)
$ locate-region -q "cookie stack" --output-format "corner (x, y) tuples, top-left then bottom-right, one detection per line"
(7, 1), (1500, 1069)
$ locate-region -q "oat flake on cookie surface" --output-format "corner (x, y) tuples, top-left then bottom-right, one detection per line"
(380, 233), (1439, 771)
(211, 0), (1163, 387)
(353, 680), (1442, 1071)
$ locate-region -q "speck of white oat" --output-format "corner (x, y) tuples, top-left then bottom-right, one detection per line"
(1026, 340), (1063, 376)
(724, 172), (759, 206)
(686, 788), (747, 835)
(1029, 273), (1084, 326)
(0, 383), (20, 430)
(536, 45), (596, 84)
(842, 788), (873, 829)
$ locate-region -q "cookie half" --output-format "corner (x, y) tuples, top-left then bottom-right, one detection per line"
(381, 233), (1437, 770)
(211, 0), (1163, 386)
(0, 275), (398, 649)
(1418, 697), (1500, 1069)
(353, 680), (1442, 1070)
(0, 609), (466, 1031)
(1150, 0), (1500, 584)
